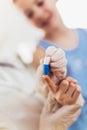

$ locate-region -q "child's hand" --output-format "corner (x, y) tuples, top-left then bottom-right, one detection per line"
(43, 76), (81, 105)
(45, 46), (67, 80)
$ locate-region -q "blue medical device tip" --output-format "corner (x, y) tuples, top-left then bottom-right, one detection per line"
(43, 64), (50, 75)
(43, 56), (50, 75)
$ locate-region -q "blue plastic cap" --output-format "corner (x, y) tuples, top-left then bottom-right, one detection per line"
(43, 64), (50, 75)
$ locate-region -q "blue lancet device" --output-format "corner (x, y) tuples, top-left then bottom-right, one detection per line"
(43, 57), (50, 75)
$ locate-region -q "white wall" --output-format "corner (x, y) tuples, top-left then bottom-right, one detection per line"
(57, 0), (87, 28)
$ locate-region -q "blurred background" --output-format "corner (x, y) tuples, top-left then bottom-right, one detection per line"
(0, 0), (87, 34)
(57, 0), (87, 28)
(0, 0), (87, 63)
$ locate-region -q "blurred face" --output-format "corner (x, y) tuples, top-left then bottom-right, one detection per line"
(15, 0), (59, 32)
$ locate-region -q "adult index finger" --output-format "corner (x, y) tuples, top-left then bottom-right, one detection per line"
(42, 75), (57, 93)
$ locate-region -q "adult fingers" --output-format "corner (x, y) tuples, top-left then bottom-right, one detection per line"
(42, 75), (57, 93)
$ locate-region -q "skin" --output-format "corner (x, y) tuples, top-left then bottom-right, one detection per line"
(43, 76), (81, 105)
(14, 0), (62, 31)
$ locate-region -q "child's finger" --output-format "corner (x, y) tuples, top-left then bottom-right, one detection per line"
(42, 75), (57, 93)
(65, 77), (78, 84)
(55, 80), (69, 104)
(59, 80), (69, 94)
(72, 87), (81, 102)
(66, 82), (76, 97)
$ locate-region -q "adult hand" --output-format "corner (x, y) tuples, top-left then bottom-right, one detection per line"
(45, 46), (67, 80)
(39, 101), (81, 130)
(36, 46), (67, 97)
(39, 76), (85, 130)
